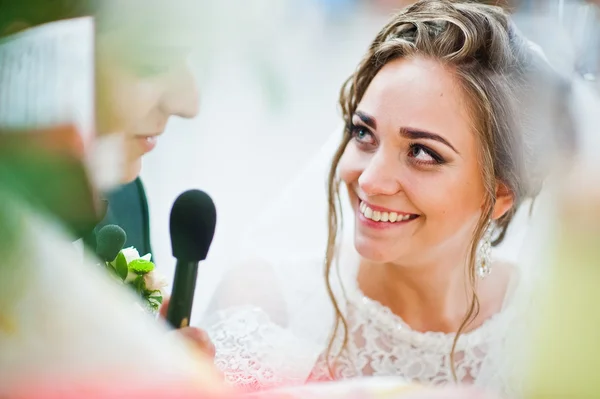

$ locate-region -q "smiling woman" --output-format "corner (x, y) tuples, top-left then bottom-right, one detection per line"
(321, 0), (571, 386)
(199, 0), (575, 396)
(339, 55), (506, 264)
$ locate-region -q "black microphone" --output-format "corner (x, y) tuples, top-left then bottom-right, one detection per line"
(166, 189), (216, 329)
(96, 224), (127, 262)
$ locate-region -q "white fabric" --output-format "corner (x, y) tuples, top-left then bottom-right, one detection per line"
(308, 263), (515, 386)
(201, 251), (533, 396)
(0, 18), (94, 141)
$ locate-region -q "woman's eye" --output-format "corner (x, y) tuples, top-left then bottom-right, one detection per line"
(408, 144), (444, 165)
(357, 128), (367, 140)
(350, 125), (375, 145)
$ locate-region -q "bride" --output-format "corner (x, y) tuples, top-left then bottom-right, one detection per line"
(199, 0), (574, 396)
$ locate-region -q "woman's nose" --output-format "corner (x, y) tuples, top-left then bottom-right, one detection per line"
(358, 150), (402, 196)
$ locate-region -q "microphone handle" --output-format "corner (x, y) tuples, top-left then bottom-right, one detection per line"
(166, 260), (199, 329)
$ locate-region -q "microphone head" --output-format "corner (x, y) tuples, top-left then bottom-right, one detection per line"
(169, 189), (216, 262)
(96, 224), (127, 262)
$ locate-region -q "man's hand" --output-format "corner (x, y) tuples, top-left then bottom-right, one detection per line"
(159, 298), (215, 359)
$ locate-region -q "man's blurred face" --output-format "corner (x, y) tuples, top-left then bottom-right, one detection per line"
(95, 3), (200, 183)
(1, 1), (201, 185)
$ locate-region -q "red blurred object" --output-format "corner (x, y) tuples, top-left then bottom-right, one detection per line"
(7, 378), (231, 399)
(0, 124), (87, 159)
(0, 124), (103, 236)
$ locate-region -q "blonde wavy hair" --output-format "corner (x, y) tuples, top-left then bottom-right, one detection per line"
(323, 0), (573, 380)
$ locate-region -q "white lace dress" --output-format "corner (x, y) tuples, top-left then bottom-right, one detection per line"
(202, 254), (517, 394)
(308, 287), (509, 385)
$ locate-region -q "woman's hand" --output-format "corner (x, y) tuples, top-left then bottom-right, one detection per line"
(159, 298), (216, 359)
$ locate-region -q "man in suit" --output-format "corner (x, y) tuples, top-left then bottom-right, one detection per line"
(0, 0), (214, 357)
(86, 179), (154, 256)
(82, 0), (199, 256)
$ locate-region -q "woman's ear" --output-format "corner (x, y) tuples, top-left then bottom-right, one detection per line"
(492, 182), (514, 220)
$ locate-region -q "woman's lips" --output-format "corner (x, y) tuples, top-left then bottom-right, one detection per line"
(358, 200), (419, 229)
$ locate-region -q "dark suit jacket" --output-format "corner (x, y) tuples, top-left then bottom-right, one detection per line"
(83, 178), (153, 257)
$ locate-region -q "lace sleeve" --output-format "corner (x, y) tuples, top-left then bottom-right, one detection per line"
(203, 306), (323, 392)
(199, 258), (325, 392)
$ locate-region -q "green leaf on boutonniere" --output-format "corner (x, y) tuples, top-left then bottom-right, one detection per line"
(133, 275), (146, 295)
(148, 291), (163, 304)
(147, 292), (163, 310)
(128, 259), (155, 275)
(115, 252), (129, 281)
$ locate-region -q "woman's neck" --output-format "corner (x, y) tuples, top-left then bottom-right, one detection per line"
(357, 257), (510, 334)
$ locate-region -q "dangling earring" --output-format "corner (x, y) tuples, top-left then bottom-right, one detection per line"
(476, 220), (494, 279)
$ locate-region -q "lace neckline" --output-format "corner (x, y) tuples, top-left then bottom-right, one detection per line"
(335, 245), (515, 347)
(345, 288), (508, 347)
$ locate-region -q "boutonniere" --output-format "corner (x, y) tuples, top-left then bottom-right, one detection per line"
(96, 225), (168, 316)
(105, 246), (168, 315)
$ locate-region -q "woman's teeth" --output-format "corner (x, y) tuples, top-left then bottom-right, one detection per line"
(359, 201), (414, 223)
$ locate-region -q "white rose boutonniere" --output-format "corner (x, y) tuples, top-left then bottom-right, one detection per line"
(105, 246), (167, 316)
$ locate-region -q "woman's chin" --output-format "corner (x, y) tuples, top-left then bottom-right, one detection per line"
(354, 237), (397, 264)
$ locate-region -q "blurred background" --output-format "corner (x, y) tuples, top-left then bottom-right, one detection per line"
(137, 0), (600, 320)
